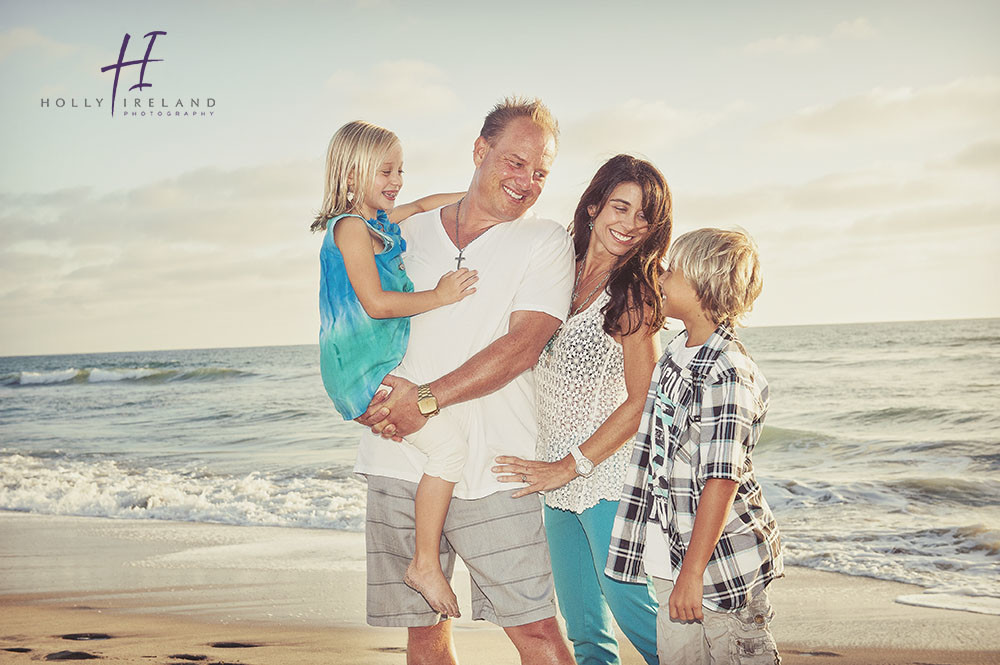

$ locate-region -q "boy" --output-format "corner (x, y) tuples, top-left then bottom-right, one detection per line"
(605, 228), (782, 664)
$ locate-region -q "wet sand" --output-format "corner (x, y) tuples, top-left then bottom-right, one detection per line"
(1, 511), (997, 664)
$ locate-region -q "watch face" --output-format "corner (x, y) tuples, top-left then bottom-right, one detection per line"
(417, 396), (438, 415)
(576, 458), (594, 476)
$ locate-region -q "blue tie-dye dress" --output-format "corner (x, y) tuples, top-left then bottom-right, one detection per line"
(318, 210), (414, 420)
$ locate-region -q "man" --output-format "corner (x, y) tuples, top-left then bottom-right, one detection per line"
(354, 97), (576, 665)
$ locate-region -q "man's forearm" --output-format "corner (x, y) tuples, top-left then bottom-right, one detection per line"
(430, 310), (560, 409)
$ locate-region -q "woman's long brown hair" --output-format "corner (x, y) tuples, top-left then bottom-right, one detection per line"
(571, 154), (673, 337)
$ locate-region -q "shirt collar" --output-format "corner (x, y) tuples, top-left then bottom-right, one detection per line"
(687, 323), (738, 379)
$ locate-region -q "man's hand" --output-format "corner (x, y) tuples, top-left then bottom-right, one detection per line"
(668, 570), (705, 622)
(353, 374), (425, 440)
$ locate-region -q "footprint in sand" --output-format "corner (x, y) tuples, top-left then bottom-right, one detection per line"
(3, 647), (32, 653)
(44, 651), (101, 661)
(209, 642), (260, 649)
(167, 656), (208, 662)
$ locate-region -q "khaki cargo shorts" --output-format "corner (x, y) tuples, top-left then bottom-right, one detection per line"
(364, 474), (557, 628)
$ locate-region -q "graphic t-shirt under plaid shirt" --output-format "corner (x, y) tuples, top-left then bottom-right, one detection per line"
(605, 324), (783, 612)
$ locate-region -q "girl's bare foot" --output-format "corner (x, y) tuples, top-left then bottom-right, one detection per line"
(404, 560), (460, 617)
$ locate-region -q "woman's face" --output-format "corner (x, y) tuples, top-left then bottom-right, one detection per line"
(587, 182), (650, 259)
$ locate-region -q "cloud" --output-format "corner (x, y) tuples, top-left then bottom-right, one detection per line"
(745, 34), (823, 55)
(832, 17), (878, 40)
(563, 98), (744, 157)
(325, 60), (460, 117)
(527, 98), (748, 222)
(681, 140), (1000, 235)
(682, 171), (933, 225)
(770, 76), (1000, 142)
(745, 17), (876, 55)
(941, 139), (1000, 171)
(0, 162), (325, 353)
(0, 26), (74, 62)
(850, 202), (999, 236)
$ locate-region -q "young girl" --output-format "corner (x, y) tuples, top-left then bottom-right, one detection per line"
(311, 120), (472, 618)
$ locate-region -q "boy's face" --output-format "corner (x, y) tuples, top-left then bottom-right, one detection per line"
(659, 266), (704, 322)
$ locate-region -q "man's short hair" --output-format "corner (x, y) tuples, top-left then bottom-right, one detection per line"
(667, 228), (763, 326)
(480, 96), (559, 150)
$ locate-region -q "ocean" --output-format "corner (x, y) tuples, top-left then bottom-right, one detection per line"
(2, 318), (998, 615)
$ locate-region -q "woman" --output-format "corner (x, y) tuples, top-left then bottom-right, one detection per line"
(494, 154), (672, 665)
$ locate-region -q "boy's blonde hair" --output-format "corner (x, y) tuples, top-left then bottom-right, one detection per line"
(310, 120), (400, 232)
(667, 228), (763, 326)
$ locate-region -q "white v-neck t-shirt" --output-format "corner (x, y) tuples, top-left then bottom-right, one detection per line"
(354, 206), (575, 499)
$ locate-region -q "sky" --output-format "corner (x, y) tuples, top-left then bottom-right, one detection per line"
(1, 0), (998, 355)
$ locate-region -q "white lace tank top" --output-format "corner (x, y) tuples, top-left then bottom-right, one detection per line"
(535, 290), (633, 513)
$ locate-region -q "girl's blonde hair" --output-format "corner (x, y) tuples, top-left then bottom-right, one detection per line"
(667, 228), (763, 327)
(310, 121), (400, 232)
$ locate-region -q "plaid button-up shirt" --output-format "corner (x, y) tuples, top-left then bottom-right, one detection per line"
(605, 324), (782, 612)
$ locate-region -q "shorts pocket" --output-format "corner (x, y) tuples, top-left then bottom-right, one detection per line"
(730, 592), (780, 664)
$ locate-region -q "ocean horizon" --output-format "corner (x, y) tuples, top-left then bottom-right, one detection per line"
(4, 315), (990, 359)
(2, 317), (998, 616)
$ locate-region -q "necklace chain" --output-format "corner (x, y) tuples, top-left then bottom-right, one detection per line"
(571, 261), (611, 316)
(454, 198), (465, 269)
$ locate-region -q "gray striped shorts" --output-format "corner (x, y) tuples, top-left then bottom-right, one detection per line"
(364, 474), (557, 627)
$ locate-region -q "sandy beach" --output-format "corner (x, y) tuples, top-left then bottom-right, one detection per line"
(1, 511), (998, 664)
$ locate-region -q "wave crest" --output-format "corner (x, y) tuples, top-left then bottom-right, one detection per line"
(3, 366), (253, 386)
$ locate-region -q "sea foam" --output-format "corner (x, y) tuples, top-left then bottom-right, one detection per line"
(0, 453), (366, 531)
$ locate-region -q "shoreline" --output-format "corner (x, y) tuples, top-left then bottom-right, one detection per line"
(1, 511), (998, 664)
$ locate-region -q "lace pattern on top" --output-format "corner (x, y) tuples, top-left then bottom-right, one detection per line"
(535, 290), (633, 513)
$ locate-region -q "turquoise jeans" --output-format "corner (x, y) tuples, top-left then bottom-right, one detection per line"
(544, 500), (658, 665)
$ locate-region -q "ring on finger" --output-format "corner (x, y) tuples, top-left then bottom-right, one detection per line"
(520, 474), (527, 482)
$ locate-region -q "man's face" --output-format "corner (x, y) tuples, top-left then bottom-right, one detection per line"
(471, 117), (556, 221)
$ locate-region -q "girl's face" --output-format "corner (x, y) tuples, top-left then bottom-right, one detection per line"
(360, 143), (404, 218)
(586, 181), (650, 260)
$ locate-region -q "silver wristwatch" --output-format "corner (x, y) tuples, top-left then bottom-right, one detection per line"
(569, 445), (595, 478)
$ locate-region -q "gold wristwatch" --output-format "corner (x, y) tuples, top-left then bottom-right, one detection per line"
(416, 384), (440, 418)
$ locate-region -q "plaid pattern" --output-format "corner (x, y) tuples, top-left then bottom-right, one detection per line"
(606, 324), (783, 612)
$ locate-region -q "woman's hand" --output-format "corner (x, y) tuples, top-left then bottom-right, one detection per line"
(492, 455), (577, 499)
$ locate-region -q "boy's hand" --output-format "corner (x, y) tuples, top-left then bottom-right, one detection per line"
(668, 570), (705, 622)
(434, 268), (478, 305)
